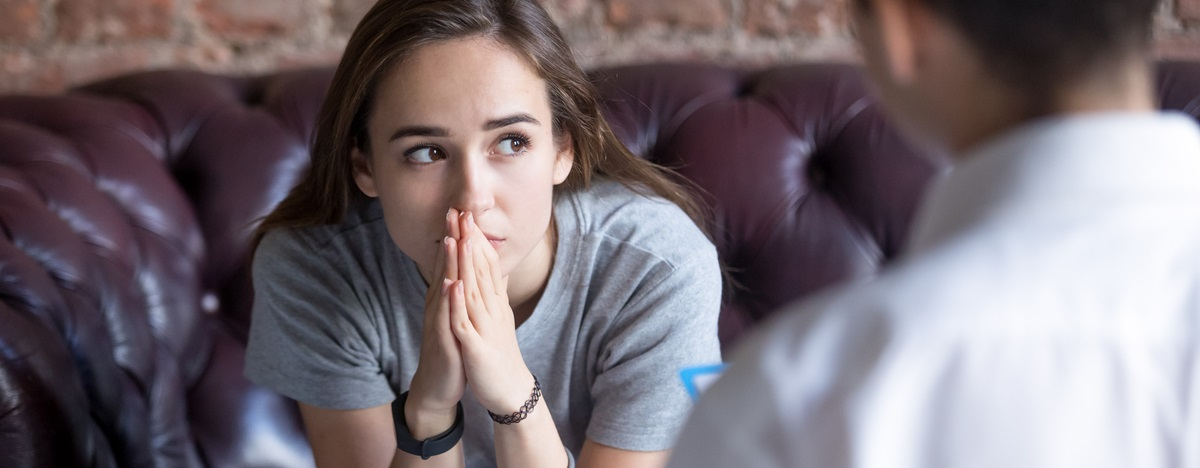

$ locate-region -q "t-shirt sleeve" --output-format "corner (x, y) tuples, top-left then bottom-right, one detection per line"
(243, 229), (396, 410)
(586, 247), (723, 451)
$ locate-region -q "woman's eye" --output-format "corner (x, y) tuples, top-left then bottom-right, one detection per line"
(497, 136), (528, 155)
(405, 146), (443, 163)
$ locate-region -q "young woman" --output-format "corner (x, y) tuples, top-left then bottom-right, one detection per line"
(244, 0), (722, 467)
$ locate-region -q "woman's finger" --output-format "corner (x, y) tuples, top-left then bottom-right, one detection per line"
(439, 278), (460, 355)
(424, 232), (447, 307)
(467, 214), (493, 295)
(475, 228), (508, 315)
(446, 208), (461, 241)
(481, 232), (505, 297)
(467, 212), (505, 296)
(437, 278), (456, 344)
(462, 210), (485, 244)
(473, 230), (499, 314)
(448, 280), (479, 345)
(444, 236), (458, 282)
(458, 236), (487, 329)
(457, 224), (477, 300)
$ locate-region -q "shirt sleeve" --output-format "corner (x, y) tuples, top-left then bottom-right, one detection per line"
(665, 336), (792, 468)
(669, 282), (1183, 468)
(243, 229), (396, 410)
(667, 290), (872, 468)
(586, 248), (724, 451)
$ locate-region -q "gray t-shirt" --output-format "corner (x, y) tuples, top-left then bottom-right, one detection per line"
(245, 178), (722, 466)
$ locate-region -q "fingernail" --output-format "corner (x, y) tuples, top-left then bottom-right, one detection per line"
(443, 236), (451, 245)
(442, 278), (453, 292)
(467, 212), (474, 227)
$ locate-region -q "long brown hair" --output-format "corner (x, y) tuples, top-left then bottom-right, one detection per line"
(255, 0), (708, 243)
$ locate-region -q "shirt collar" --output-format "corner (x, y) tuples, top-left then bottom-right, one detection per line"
(905, 111), (1200, 254)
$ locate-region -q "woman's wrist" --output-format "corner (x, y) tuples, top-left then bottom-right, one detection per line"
(394, 391), (465, 461)
(404, 392), (460, 439)
(406, 370), (461, 419)
(489, 374), (541, 425)
(482, 371), (538, 416)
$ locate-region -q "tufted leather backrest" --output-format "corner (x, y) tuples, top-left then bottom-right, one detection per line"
(0, 70), (328, 468)
(591, 64), (942, 345)
(2, 62), (1199, 467)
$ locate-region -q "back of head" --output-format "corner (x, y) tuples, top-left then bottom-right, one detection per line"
(912, 0), (1159, 96)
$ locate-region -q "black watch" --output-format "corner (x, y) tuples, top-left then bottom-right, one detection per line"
(392, 391), (465, 460)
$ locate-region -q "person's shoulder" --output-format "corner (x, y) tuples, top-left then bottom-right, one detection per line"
(565, 177), (714, 266)
(258, 200), (388, 257)
(741, 244), (983, 353)
(569, 177), (679, 218)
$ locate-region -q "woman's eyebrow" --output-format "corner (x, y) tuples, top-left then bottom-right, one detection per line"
(388, 114), (539, 141)
(389, 125), (449, 141)
(484, 113), (540, 130)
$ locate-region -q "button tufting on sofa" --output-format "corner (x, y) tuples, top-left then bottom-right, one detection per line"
(2, 62), (1199, 467)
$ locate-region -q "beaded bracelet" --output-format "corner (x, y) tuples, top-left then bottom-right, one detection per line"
(488, 375), (541, 425)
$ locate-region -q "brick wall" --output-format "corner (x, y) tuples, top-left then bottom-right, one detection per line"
(2, 0), (1199, 94)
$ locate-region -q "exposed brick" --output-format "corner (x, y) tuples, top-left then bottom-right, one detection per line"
(332, 0), (375, 33)
(1, 46), (155, 93)
(173, 43), (236, 68)
(0, 0), (1196, 95)
(745, 0), (848, 37)
(541, 0), (590, 19)
(0, 0), (42, 44)
(330, 0), (589, 34)
(607, 0), (729, 31)
(56, 0), (172, 43)
(56, 46), (156, 88)
(198, 0), (309, 40)
(276, 47), (345, 68)
(1180, 0), (1200, 22)
(0, 51), (64, 94)
(331, 0), (588, 34)
(1155, 34), (1200, 59)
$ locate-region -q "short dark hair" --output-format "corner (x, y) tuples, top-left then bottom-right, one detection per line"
(855, 0), (1159, 95)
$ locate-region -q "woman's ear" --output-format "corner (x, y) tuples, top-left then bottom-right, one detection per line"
(552, 133), (574, 185)
(351, 148), (379, 198)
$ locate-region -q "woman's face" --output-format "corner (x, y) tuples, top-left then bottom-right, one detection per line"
(352, 37), (573, 281)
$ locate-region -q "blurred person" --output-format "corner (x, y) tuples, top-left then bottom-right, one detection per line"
(244, 0), (722, 466)
(668, 0), (1199, 466)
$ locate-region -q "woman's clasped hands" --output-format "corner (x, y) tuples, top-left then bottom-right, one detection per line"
(405, 208), (537, 436)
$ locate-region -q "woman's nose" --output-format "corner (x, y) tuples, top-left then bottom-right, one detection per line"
(449, 155), (495, 215)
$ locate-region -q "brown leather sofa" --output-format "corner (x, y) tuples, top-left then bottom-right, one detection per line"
(2, 61), (1198, 467)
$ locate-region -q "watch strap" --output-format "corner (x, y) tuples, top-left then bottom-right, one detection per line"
(392, 391), (465, 460)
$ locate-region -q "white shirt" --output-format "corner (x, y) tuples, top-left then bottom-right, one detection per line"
(668, 112), (1200, 468)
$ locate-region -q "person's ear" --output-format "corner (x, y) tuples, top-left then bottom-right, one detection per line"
(868, 0), (927, 85)
(552, 133), (574, 185)
(351, 146), (379, 198)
